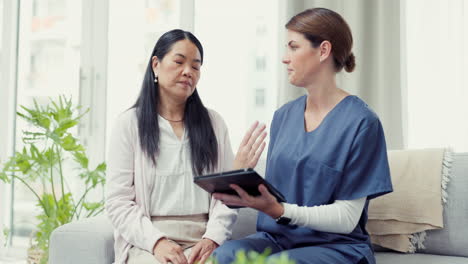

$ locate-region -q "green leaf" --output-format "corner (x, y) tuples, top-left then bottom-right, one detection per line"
(60, 134), (81, 151)
(73, 151), (89, 169)
(83, 201), (102, 211)
(95, 162), (107, 172)
(229, 248), (296, 264)
(0, 171), (8, 182)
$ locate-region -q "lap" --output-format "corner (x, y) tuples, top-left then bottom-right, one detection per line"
(214, 233), (367, 264)
(213, 232), (281, 264)
(268, 245), (361, 264)
(127, 246), (193, 264)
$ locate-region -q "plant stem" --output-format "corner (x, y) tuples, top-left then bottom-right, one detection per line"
(11, 174), (49, 217)
(56, 145), (65, 199)
(49, 144), (59, 210)
(71, 180), (104, 219)
(88, 205), (105, 218)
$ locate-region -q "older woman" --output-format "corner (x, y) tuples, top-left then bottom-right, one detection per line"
(105, 29), (266, 264)
(213, 8), (393, 264)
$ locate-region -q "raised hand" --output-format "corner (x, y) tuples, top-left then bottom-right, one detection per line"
(233, 121), (267, 170)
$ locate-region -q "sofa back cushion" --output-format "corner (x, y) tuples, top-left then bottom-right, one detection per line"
(418, 152), (468, 257)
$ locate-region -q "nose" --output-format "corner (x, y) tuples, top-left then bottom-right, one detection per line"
(183, 65), (194, 78)
(282, 54), (290, 65)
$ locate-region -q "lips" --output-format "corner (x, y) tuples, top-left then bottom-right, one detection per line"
(178, 81), (192, 87)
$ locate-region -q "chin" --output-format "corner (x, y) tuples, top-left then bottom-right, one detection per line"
(288, 77), (299, 87)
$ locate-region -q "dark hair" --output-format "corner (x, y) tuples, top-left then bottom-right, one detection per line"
(133, 29), (218, 175)
(286, 8), (356, 72)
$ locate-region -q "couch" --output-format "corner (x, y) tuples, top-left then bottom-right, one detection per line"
(49, 153), (468, 263)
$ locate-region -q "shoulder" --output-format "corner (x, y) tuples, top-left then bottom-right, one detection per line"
(343, 96), (380, 131)
(276, 95), (305, 115)
(207, 108), (228, 135)
(112, 108), (138, 136)
(272, 95), (306, 122)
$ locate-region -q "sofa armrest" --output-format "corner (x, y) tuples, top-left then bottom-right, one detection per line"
(49, 215), (114, 264)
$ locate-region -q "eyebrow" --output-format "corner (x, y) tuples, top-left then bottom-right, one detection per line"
(175, 53), (201, 63)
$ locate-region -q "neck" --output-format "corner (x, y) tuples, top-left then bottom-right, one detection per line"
(158, 94), (186, 122)
(303, 74), (347, 114)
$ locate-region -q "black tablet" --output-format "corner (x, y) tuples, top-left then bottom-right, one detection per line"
(194, 168), (286, 208)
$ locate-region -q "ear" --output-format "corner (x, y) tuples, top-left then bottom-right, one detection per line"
(319, 40), (332, 62)
(151, 56), (159, 74)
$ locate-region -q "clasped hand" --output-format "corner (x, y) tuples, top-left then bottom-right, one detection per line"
(153, 238), (218, 264)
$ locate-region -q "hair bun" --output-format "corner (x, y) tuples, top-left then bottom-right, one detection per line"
(344, 52), (356, 72)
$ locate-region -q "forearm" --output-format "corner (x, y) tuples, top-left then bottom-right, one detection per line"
(282, 197), (366, 234)
(203, 197), (238, 245)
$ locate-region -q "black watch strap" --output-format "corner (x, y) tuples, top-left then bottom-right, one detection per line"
(275, 216), (292, 225)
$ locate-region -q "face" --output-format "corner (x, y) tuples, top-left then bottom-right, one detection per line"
(282, 30), (323, 87)
(152, 39), (202, 101)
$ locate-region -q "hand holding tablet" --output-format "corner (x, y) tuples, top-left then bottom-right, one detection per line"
(194, 168), (286, 209)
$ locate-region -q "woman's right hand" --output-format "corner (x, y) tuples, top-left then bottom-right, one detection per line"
(233, 121), (267, 170)
(153, 238), (187, 264)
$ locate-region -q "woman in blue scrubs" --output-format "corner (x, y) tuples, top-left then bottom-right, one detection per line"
(212, 8), (393, 264)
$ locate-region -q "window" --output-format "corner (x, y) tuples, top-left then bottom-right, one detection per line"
(194, 0), (279, 151)
(106, 0), (181, 143)
(405, 0), (468, 151)
(12, 0), (82, 247)
(0, 0), (3, 53)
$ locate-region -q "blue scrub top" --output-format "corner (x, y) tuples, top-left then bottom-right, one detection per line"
(257, 95), (393, 263)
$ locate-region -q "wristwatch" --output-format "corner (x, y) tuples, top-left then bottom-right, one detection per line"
(275, 215), (291, 225)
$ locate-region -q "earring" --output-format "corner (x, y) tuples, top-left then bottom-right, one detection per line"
(154, 74), (158, 83)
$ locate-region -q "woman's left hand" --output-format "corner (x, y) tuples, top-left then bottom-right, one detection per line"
(213, 184), (284, 219)
(187, 238), (218, 264)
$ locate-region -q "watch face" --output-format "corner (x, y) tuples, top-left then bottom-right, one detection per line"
(276, 216), (291, 225)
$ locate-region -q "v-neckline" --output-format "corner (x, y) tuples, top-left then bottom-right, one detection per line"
(302, 95), (354, 134)
(158, 115), (186, 142)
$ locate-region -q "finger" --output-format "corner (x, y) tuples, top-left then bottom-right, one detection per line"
(174, 251), (188, 264)
(248, 133), (267, 162)
(258, 184), (273, 198)
(157, 256), (168, 264)
(248, 132), (267, 155)
(167, 255), (179, 264)
(249, 142), (266, 167)
(199, 251), (213, 264)
(188, 244), (201, 264)
(239, 121), (259, 148)
(230, 184), (253, 201)
(218, 194), (244, 206)
(245, 124), (266, 150)
(213, 193), (242, 202)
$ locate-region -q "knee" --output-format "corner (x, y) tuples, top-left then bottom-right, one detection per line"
(212, 240), (241, 264)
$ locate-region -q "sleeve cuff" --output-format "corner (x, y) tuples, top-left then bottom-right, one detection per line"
(202, 226), (230, 246)
(144, 232), (167, 253)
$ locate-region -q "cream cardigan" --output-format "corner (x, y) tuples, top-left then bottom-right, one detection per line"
(105, 108), (238, 264)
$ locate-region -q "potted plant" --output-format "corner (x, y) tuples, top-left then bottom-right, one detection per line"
(210, 249), (296, 264)
(0, 96), (106, 264)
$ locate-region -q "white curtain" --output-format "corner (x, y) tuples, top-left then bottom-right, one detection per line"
(404, 0), (468, 152)
(278, 0), (404, 150)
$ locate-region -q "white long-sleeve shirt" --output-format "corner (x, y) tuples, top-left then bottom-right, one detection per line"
(282, 197), (367, 234)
